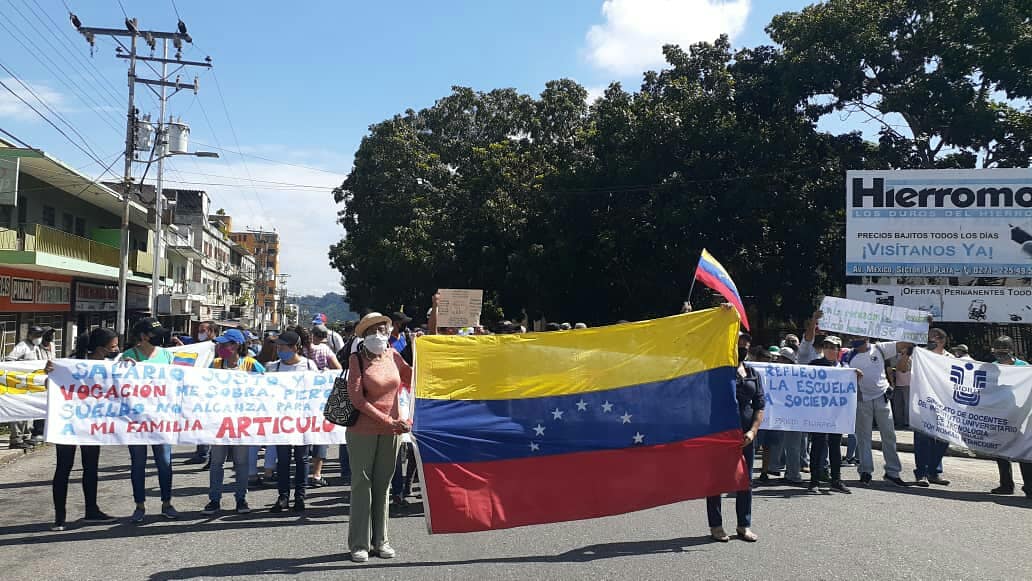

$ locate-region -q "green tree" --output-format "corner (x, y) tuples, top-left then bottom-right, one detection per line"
(769, 0), (1032, 168)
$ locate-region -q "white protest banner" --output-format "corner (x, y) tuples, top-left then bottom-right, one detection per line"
(436, 288), (484, 328)
(846, 169), (1032, 278)
(46, 360), (345, 446)
(0, 361), (48, 422)
(0, 342), (215, 422)
(747, 362), (857, 434)
(819, 296), (929, 343)
(910, 349), (1032, 462)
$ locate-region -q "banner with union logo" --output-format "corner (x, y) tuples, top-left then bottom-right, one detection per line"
(911, 348), (1032, 462)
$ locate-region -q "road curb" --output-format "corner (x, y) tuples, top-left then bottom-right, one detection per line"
(0, 443), (49, 468)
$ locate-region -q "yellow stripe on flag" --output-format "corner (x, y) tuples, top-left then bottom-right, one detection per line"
(415, 307), (738, 401)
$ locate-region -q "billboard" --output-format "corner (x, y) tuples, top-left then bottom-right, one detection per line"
(846, 169), (1032, 278)
(846, 284), (1032, 323)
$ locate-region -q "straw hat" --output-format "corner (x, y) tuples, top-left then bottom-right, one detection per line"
(355, 312), (392, 337)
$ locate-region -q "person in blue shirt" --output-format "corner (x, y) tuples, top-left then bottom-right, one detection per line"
(203, 329), (267, 515)
(989, 336), (1031, 497)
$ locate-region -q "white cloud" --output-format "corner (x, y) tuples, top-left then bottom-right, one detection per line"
(585, 0), (751, 75)
(0, 77), (70, 120)
(162, 148), (350, 297)
(585, 85), (607, 104)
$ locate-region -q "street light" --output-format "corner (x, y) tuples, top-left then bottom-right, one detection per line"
(146, 148), (219, 317)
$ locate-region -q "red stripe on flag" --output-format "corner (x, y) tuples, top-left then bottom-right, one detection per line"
(421, 429), (747, 533)
(695, 269), (749, 330)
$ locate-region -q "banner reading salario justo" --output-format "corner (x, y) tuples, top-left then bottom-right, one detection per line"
(846, 169), (1032, 278)
(0, 342), (215, 422)
(910, 349), (1032, 462)
(45, 360), (346, 446)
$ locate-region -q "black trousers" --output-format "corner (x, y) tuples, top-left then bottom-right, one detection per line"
(53, 444), (100, 524)
(809, 433), (842, 484)
(997, 460), (1032, 494)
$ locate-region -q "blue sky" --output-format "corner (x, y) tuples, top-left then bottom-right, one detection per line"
(1, 0), (838, 296)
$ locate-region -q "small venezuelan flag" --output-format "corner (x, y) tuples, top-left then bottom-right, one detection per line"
(412, 308), (748, 534)
(695, 249), (750, 331)
(172, 352), (199, 367)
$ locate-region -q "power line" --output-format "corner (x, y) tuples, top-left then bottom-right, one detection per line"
(211, 69), (269, 215)
(195, 96), (261, 217)
(190, 140), (345, 175)
(26, 0), (127, 105)
(0, 14), (125, 135)
(0, 61), (108, 167)
(170, 0), (182, 20)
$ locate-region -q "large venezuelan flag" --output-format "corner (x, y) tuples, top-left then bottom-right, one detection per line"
(412, 308), (748, 534)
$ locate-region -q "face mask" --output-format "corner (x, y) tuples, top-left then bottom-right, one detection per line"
(248, 346), (260, 357)
(364, 332), (389, 355)
(277, 349), (296, 362)
(737, 347), (749, 363)
(217, 345), (237, 360)
(850, 340), (866, 349)
(994, 351), (1012, 360)
(32, 338), (42, 346)
(198, 332), (210, 342)
(105, 349), (120, 360)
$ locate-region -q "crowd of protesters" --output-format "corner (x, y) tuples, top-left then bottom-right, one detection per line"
(3, 298), (1030, 556)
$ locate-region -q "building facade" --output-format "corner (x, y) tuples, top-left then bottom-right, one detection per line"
(229, 229), (280, 329)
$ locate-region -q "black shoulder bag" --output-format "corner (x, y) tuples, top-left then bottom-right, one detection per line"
(323, 352), (365, 427)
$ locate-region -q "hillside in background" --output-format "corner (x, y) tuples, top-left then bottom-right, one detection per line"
(295, 292), (358, 324)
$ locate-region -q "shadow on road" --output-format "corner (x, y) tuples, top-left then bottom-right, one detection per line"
(146, 535), (715, 579)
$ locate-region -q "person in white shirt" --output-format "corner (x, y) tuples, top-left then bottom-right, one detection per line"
(838, 322), (915, 487)
(5, 326), (45, 449)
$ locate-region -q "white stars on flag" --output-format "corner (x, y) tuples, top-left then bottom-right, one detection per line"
(575, 399), (588, 411)
(620, 412), (632, 424)
(632, 432), (645, 444)
(533, 424), (546, 436)
(551, 408), (564, 420)
(529, 442), (540, 452)
(601, 401), (614, 413)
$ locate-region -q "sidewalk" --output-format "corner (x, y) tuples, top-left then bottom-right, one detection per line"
(0, 433), (48, 467)
(872, 428), (979, 459)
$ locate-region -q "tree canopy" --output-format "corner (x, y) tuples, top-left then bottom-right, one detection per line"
(330, 1), (1031, 332)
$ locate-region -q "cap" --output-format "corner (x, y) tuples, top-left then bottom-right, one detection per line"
(390, 311), (413, 324)
(768, 346), (781, 354)
(245, 331), (259, 341)
(778, 347), (798, 363)
(274, 330), (301, 346)
(215, 329), (247, 345)
(951, 343), (970, 354)
(560, 323), (572, 331)
(311, 313), (328, 326)
(574, 323), (588, 329)
(822, 335), (843, 347)
(545, 322), (562, 332)
(26, 325), (45, 336)
(132, 317), (170, 338)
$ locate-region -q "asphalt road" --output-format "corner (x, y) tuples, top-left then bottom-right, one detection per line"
(0, 444), (1029, 581)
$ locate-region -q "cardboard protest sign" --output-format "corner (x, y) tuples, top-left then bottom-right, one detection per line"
(436, 289), (484, 328)
(819, 296), (929, 343)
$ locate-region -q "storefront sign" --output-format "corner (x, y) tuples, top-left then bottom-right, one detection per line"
(0, 276), (10, 297)
(10, 278), (35, 303)
(36, 280), (70, 305)
(847, 284), (1032, 323)
(846, 169), (1032, 278)
(74, 282), (117, 312)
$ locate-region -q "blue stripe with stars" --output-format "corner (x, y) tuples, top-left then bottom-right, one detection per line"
(414, 365), (740, 464)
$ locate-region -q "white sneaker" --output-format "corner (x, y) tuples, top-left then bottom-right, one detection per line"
(350, 550), (368, 563)
(374, 543), (396, 559)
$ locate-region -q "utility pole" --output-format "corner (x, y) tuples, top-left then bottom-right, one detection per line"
(72, 15), (210, 339)
(277, 273), (290, 327)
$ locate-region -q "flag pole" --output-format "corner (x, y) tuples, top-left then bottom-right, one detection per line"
(685, 250), (703, 306)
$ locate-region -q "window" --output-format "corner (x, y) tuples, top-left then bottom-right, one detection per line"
(0, 206), (12, 229)
(74, 217), (86, 237)
(62, 213), (73, 233)
(17, 196), (26, 226)
(42, 205), (56, 227)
